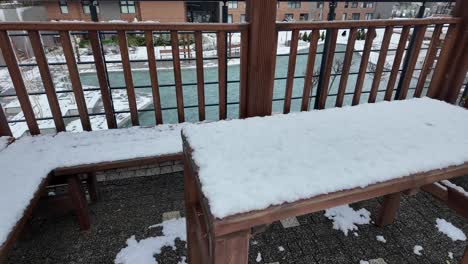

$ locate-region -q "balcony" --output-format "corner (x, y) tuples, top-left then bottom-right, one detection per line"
(0, 0), (467, 263)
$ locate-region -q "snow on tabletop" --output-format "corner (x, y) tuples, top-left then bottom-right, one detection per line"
(0, 124), (185, 247)
(435, 218), (467, 241)
(182, 98), (468, 219)
(324, 205), (371, 236)
(115, 217), (186, 264)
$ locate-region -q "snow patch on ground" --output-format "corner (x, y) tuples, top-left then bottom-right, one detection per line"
(278, 246), (285, 252)
(448, 252), (453, 259)
(115, 217), (186, 264)
(413, 245), (423, 256)
(435, 218), (467, 241)
(376, 235), (387, 243)
(360, 261), (370, 264)
(256, 252), (262, 262)
(324, 205), (371, 236)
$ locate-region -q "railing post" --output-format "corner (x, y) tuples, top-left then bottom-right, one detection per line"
(244, 0), (277, 117)
(440, 0), (468, 104)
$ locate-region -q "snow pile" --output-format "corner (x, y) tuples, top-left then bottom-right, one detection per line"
(376, 235), (387, 243)
(324, 205), (371, 236)
(278, 246), (285, 252)
(435, 218), (467, 241)
(115, 217), (186, 264)
(0, 124), (185, 247)
(413, 245), (423, 255)
(360, 261), (370, 264)
(182, 98), (468, 218)
(256, 252), (262, 262)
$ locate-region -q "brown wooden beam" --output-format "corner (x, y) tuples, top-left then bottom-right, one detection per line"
(376, 192), (402, 227)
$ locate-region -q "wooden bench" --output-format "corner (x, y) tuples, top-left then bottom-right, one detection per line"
(0, 125), (184, 261)
(181, 98), (468, 263)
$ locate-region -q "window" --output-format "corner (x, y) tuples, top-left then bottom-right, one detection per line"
(352, 13), (360, 20)
(299, 13), (309, 21)
(240, 14), (246, 23)
(227, 1), (238, 9)
(342, 13), (347, 20)
(82, 0), (99, 14)
(352, 2), (358, 8)
(120, 0), (136, 14)
(288, 2), (301, 9)
(363, 2), (374, 8)
(284, 13), (294, 21)
(227, 14), (233, 23)
(59, 0), (68, 14)
(344, 1), (349, 8)
(365, 13), (373, 20)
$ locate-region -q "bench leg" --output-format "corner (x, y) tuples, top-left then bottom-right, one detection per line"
(68, 175), (91, 230)
(86, 172), (99, 203)
(462, 247), (468, 264)
(377, 192), (401, 227)
(213, 231), (250, 264)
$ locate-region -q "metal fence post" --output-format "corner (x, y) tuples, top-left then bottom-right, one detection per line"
(222, 0), (228, 117)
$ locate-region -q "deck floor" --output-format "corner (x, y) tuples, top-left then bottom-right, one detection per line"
(6, 172), (468, 264)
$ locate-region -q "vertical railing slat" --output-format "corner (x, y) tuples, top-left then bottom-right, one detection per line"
(335, 27), (357, 107)
(427, 24), (459, 99)
(301, 30), (320, 111)
(368, 26), (393, 103)
(414, 24), (442, 98)
(60, 31), (91, 131)
(0, 101), (12, 137)
(0, 30), (40, 135)
(170, 30), (185, 123)
(28, 30), (65, 132)
(88, 30), (117, 129)
(283, 29), (299, 114)
(144, 30), (163, 125)
(397, 25), (427, 100)
(217, 31), (227, 120)
(316, 28), (338, 110)
(117, 30), (139, 126)
(384, 26), (411, 101)
(194, 31), (206, 121)
(239, 29), (249, 118)
(352, 27), (376, 106)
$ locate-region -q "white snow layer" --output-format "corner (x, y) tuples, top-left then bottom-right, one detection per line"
(435, 218), (467, 241)
(376, 235), (387, 243)
(324, 205), (371, 236)
(182, 98), (468, 218)
(115, 217), (186, 264)
(441, 180), (468, 198)
(0, 137), (10, 152)
(413, 245), (423, 256)
(0, 124), (184, 247)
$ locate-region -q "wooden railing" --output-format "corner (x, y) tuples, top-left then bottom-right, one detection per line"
(0, 22), (248, 137)
(0, 0), (466, 139)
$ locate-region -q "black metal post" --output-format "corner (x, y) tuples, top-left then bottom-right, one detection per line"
(394, 1), (426, 100)
(461, 82), (468, 106)
(222, 0), (228, 116)
(89, 0), (99, 22)
(314, 0), (336, 109)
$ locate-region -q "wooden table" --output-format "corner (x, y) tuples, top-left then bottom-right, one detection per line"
(181, 99), (468, 264)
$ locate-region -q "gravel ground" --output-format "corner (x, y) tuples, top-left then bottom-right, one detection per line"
(6, 172), (468, 264)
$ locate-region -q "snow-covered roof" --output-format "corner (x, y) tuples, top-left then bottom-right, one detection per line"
(0, 124), (185, 247)
(182, 98), (468, 219)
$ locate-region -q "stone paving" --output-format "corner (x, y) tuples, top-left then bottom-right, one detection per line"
(6, 172), (468, 264)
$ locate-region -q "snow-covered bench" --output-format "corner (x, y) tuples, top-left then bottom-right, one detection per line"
(181, 98), (468, 263)
(0, 125), (184, 260)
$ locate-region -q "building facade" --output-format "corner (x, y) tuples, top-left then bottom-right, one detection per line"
(310, 1), (376, 21)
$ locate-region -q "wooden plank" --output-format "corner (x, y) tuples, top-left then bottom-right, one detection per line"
(283, 29), (299, 114)
(217, 31), (227, 120)
(28, 30), (65, 132)
(447, 185), (468, 218)
(421, 183), (448, 201)
(194, 31), (206, 121)
(239, 29), (249, 118)
(68, 175), (90, 230)
(170, 30), (185, 123)
(0, 101), (12, 137)
(60, 31), (91, 131)
(368, 26), (393, 103)
(0, 30), (40, 135)
(117, 30), (139, 126)
(376, 192), (401, 227)
(396, 25), (427, 100)
(144, 30), (163, 125)
(213, 231), (250, 263)
(245, 0), (277, 117)
(352, 27), (375, 106)
(88, 30), (117, 129)
(426, 24), (459, 99)
(316, 28), (338, 109)
(384, 26), (411, 101)
(301, 30), (320, 111)
(335, 28), (357, 107)
(414, 24), (442, 98)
